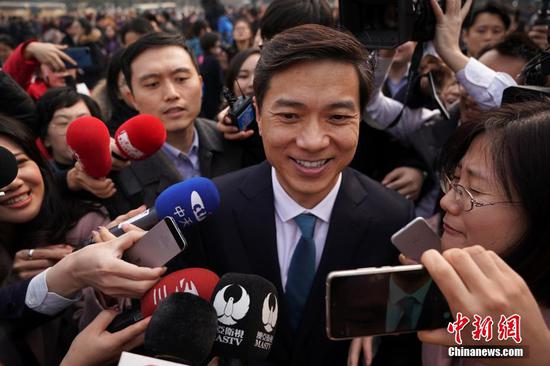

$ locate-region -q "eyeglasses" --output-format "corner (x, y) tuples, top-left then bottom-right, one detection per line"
(440, 175), (520, 212)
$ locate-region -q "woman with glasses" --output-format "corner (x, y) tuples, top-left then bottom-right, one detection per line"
(418, 100), (550, 365)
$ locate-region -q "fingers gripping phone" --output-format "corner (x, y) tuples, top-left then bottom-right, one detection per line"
(326, 265), (452, 339)
(123, 217), (187, 267)
(391, 217), (441, 262)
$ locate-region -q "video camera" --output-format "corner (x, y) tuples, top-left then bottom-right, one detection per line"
(222, 87), (256, 131)
(339, 0), (444, 49)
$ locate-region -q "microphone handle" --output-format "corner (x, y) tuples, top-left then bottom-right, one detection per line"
(107, 308), (144, 333)
(81, 207), (159, 245)
(109, 207), (159, 236)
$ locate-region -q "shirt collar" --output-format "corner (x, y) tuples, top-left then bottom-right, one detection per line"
(162, 127), (199, 158)
(271, 166), (342, 224)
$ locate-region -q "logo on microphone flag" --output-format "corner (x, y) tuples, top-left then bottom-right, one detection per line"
(191, 191), (208, 221)
(261, 293), (278, 333)
(213, 285), (250, 325)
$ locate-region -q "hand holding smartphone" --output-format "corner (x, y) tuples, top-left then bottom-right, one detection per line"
(123, 217), (187, 267)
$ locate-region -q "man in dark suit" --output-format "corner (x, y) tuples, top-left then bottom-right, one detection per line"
(107, 32), (246, 215)
(179, 25), (417, 365)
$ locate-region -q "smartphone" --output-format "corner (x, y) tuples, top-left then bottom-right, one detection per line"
(391, 217), (441, 262)
(123, 217), (187, 267)
(63, 47), (92, 69)
(326, 265), (452, 340)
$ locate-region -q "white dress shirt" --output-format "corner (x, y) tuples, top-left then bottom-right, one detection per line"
(271, 167), (342, 289)
(25, 268), (80, 316)
(456, 57), (517, 110)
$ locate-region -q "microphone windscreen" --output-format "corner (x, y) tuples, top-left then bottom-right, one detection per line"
(155, 177), (220, 228)
(211, 273), (279, 361)
(0, 146), (18, 188)
(66, 116), (112, 177)
(145, 292), (218, 365)
(141, 268), (220, 317)
(115, 114), (166, 160)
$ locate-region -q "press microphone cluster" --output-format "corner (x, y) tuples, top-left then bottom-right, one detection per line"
(142, 273), (279, 365)
(108, 268), (220, 332)
(0, 146), (18, 196)
(89, 176), (220, 243)
(65, 114), (166, 178)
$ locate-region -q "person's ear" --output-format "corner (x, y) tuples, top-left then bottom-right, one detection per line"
(123, 86), (139, 111)
(43, 136), (51, 148)
(253, 96), (262, 136)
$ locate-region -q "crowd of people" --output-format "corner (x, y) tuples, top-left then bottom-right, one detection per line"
(1, 0), (550, 365)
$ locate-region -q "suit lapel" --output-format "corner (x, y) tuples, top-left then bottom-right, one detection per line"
(294, 168), (372, 344)
(232, 162), (294, 355)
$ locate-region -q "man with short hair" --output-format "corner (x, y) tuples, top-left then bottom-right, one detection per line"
(183, 24), (415, 365)
(111, 32), (245, 214)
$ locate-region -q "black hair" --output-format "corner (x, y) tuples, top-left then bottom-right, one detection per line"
(119, 17), (155, 45)
(259, 0), (334, 41)
(254, 24), (373, 115)
(200, 32), (220, 55)
(35, 87), (102, 141)
(0, 114), (104, 251)
(105, 48), (138, 132)
(440, 100), (550, 306)
(463, 2), (511, 31)
(477, 32), (539, 63)
(224, 47), (260, 92)
(191, 19), (209, 38)
(121, 32), (198, 91)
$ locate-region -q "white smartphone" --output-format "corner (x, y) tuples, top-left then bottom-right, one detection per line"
(391, 217), (441, 262)
(326, 265), (451, 340)
(123, 217), (187, 267)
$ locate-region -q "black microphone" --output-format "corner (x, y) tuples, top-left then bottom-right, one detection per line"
(0, 146), (18, 197)
(211, 273), (279, 363)
(144, 292), (218, 366)
(82, 177), (220, 244)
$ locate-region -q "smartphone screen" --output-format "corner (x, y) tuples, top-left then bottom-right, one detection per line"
(326, 266), (452, 339)
(123, 217), (187, 267)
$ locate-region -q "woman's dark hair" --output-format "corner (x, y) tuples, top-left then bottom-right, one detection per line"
(200, 32), (220, 55)
(440, 100), (550, 306)
(224, 47), (260, 92)
(0, 114), (104, 252)
(190, 19), (209, 38)
(260, 0), (334, 41)
(254, 24), (373, 115)
(35, 87), (102, 141)
(105, 48), (138, 132)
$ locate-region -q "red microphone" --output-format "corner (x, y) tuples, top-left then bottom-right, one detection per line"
(108, 268), (220, 332)
(114, 114), (166, 160)
(66, 116), (112, 178)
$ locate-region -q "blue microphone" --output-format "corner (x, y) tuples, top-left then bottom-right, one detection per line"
(86, 177), (220, 242)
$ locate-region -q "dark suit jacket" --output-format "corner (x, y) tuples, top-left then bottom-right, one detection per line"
(106, 118), (247, 216)
(178, 162), (416, 366)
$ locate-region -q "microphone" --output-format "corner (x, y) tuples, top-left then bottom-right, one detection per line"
(105, 176), (220, 238)
(114, 114), (166, 160)
(66, 116), (112, 178)
(0, 146), (18, 196)
(145, 292), (218, 365)
(211, 273), (279, 361)
(108, 268), (220, 332)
